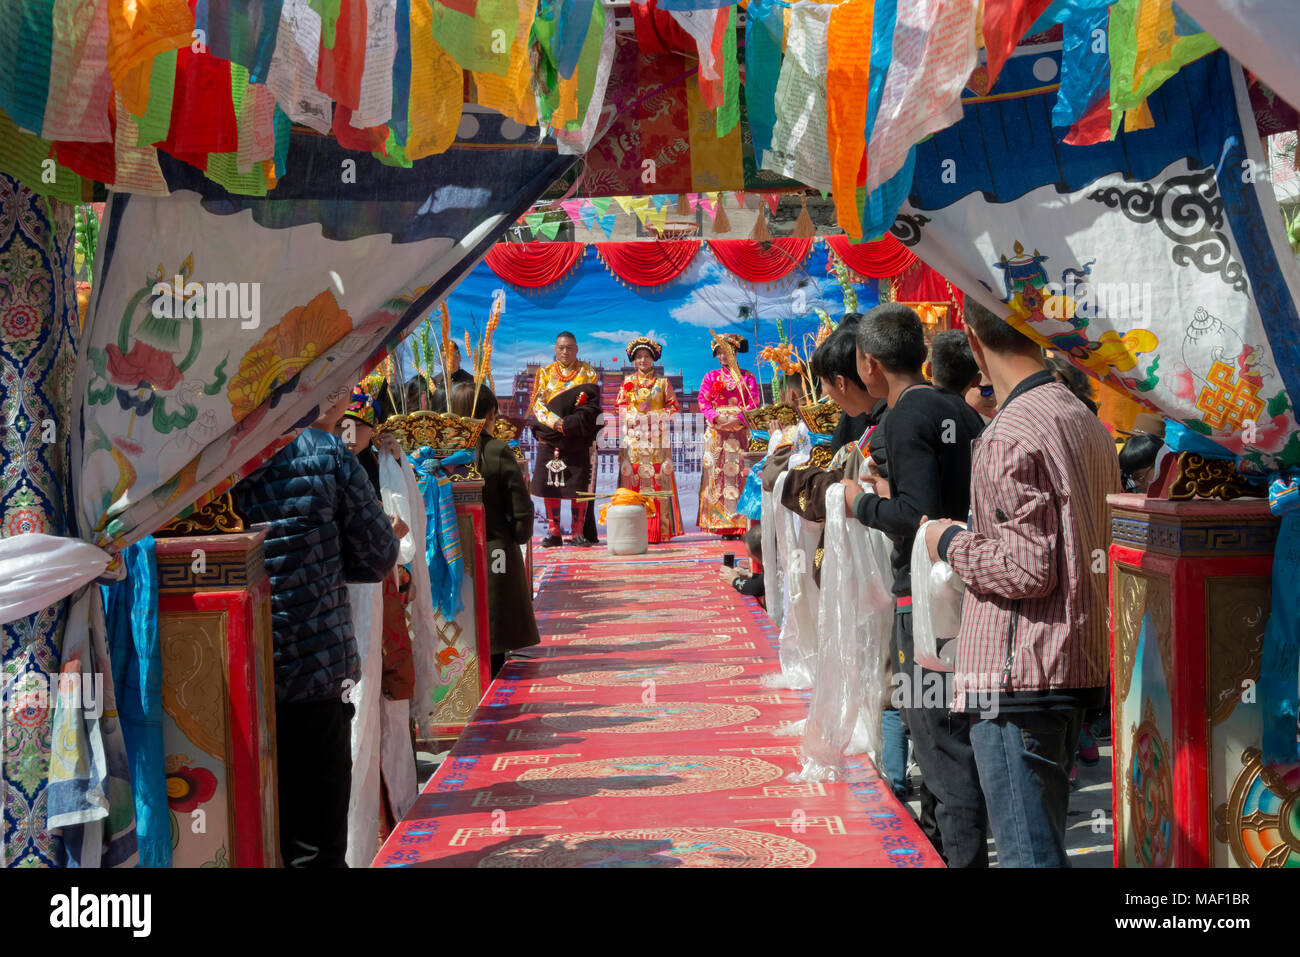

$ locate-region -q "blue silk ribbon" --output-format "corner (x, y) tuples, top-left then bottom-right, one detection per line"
(412, 447), (473, 621)
(1262, 471), (1300, 764)
(101, 535), (169, 867)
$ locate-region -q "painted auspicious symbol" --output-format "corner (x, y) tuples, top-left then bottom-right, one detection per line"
(1214, 747), (1300, 868)
(1127, 699), (1174, 868)
(1195, 360), (1265, 432)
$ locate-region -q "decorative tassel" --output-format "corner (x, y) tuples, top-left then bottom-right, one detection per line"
(750, 210), (771, 243)
(793, 195), (816, 238)
(677, 193), (692, 215)
(713, 203), (730, 234)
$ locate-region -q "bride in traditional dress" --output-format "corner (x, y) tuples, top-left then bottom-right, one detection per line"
(616, 336), (684, 543)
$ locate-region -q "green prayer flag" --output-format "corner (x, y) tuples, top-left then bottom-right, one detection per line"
(431, 0), (517, 78)
(133, 50), (177, 147)
(1108, 0), (1219, 136)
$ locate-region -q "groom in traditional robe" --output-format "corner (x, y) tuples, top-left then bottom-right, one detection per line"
(528, 331), (599, 546)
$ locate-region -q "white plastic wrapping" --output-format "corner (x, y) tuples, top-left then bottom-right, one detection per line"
(605, 504), (649, 555)
(910, 520), (966, 671)
(762, 472), (821, 691)
(791, 483), (895, 782)
(759, 476), (784, 627)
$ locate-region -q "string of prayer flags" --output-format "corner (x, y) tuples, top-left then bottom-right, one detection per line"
(864, 0), (977, 194)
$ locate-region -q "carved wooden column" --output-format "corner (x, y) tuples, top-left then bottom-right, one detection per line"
(153, 497), (279, 867)
(1107, 493), (1300, 868)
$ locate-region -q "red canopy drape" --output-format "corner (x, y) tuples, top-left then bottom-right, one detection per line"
(484, 242), (586, 289)
(893, 259), (966, 329)
(706, 238), (814, 284)
(594, 240), (700, 287)
(824, 234), (917, 279)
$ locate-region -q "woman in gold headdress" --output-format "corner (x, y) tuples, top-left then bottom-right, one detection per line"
(697, 332), (760, 536)
(617, 336), (684, 543)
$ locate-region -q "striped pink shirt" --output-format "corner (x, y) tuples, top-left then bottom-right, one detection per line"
(943, 376), (1121, 711)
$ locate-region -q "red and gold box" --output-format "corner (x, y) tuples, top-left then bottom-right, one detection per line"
(154, 529), (279, 867)
(1108, 494), (1300, 868)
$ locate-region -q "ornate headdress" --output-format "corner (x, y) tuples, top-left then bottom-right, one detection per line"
(342, 372), (385, 428)
(626, 336), (663, 362)
(711, 332), (748, 356)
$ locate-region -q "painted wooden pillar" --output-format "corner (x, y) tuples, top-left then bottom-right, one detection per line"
(0, 174), (78, 867)
(1108, 493), (1300, 868)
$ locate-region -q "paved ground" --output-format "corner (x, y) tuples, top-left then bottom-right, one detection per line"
(901, 739), (1114, 867)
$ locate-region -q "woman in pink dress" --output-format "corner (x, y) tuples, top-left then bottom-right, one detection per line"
(696, 333), (760, 536)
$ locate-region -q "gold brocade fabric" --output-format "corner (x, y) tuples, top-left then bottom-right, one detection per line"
(531, 360), (598, 427)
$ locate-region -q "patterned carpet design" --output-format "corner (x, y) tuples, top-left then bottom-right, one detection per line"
(373, 534), (943, 867)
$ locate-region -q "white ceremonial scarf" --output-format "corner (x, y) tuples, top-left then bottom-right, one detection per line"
(386, 454), (439, 735)
(792, 482), (895, 782)
(345, 580), (384, 868)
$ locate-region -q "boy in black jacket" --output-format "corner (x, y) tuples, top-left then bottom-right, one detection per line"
(839, 304), (988, 868)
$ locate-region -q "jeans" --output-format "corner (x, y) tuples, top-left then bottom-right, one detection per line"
(880, 708), (909, 801)
(894, 611), (989, 868)
(276, 698), (355, 867)
(970, 708), (1084, 868)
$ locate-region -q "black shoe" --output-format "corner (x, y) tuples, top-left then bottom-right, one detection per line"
(567, 536), (595, 548)
(541, 535), (562, 548)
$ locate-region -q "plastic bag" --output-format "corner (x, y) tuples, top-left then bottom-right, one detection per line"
(792, 482), (895, 782)
(762, 471), (820, 690)
(910, 520), (966, 671)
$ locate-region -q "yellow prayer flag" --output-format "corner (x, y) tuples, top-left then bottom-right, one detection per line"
(407, 0), (463, 160)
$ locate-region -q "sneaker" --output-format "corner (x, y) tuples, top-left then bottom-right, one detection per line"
(540, 535), (562, 548)
(1090, 715), (1111, 742)
(568, 536), (595, 548)
(1076, 729), (1100, 767)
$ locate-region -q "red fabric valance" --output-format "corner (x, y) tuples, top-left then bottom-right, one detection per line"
(594, 240), (701, 287)
(706, 238), (815, 284)
(484, 242), (586, 289)
(893, 260), (966, 329)
(824, 234), (917, 279)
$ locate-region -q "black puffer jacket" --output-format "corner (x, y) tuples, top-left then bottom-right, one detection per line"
(234, 428), (399, 703)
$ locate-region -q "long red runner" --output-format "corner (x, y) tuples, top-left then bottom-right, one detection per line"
(374, 535), (942, 868)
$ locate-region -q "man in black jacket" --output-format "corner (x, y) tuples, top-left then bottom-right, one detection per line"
(234, 386), (400, 868)
(839, 304), (989, 868)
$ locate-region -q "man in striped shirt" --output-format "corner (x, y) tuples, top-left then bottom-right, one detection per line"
(924, 301), (1121, 867)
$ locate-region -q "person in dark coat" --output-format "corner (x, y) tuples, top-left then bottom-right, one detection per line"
(528, 382), (602, 547)
(451, 383), (541, 677)
(233, 386), (401, 868)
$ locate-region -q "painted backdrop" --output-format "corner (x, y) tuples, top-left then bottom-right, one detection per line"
(432, 245), (879, 531)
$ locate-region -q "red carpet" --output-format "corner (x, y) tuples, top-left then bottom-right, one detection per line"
(374, 533), (943, 867)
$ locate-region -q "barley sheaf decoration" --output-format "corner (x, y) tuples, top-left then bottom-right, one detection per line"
(378, 411), (486, 455)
